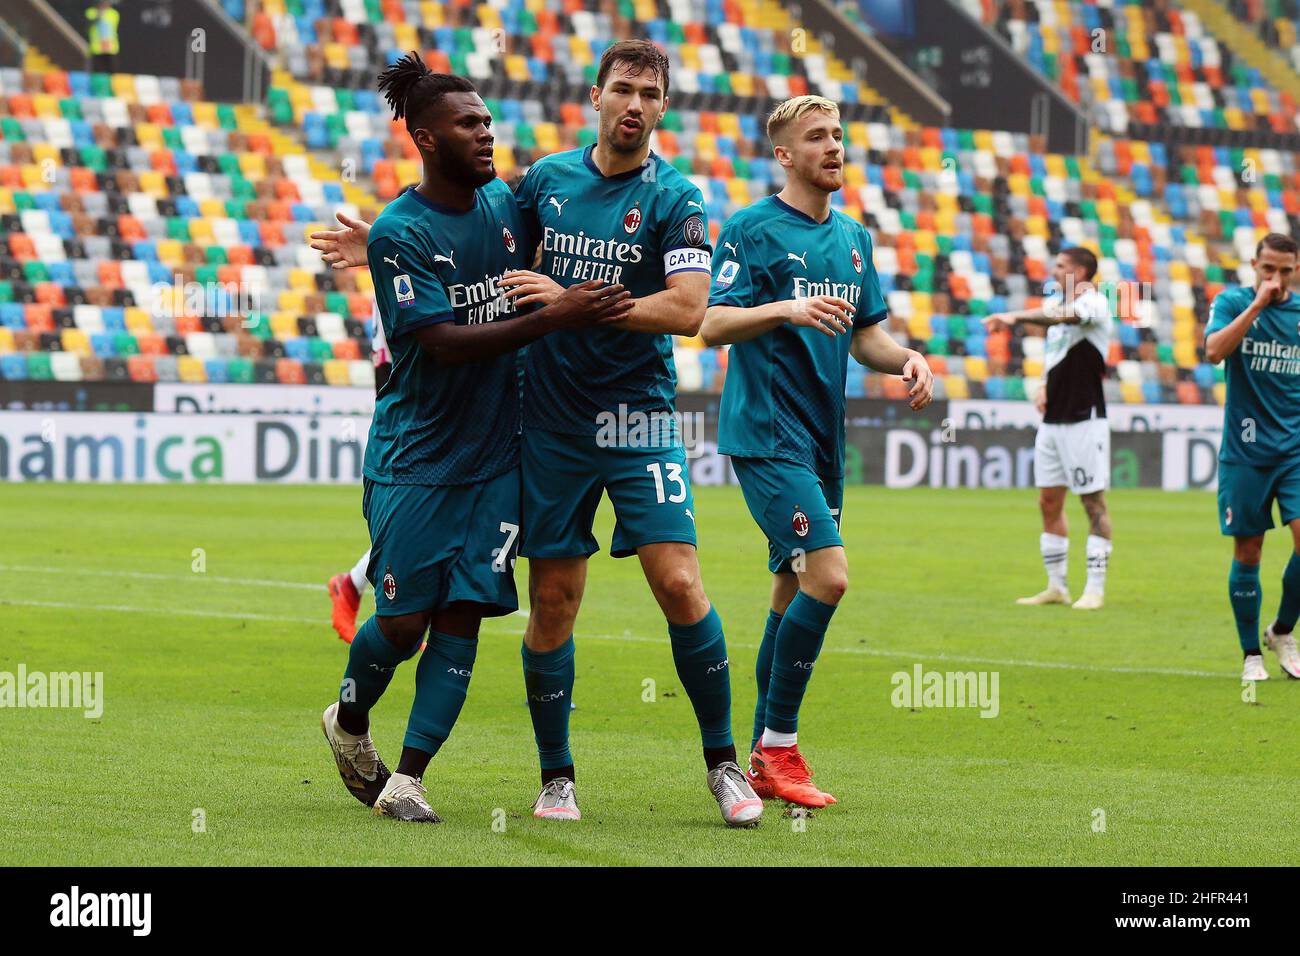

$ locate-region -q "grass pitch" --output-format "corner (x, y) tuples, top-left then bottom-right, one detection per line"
(2, 482), (1297, 866)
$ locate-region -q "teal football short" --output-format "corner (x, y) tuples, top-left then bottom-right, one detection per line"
(1217, 458), (1300, 537)
(363, 467), (521, 617)
(520, 426), (698, 559)
(731, 456), (844, 574)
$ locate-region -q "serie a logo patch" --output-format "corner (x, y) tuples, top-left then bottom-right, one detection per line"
(393, 274), (415, 309)
(716, 260), (739, 286)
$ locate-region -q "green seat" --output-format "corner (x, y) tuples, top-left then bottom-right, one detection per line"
(309, 338), (334, 362)
(162, 128), (184, 150)
(113, 332), (139, 356)
(90, 73), (113, 97)
(713, 73), (732, 95)
(243, 314), (271, 339)
(225, 199), (247, 219)
(957, 129), (975, 149)
(927, 336), (949, 356)
(0, 117), (25, 141)
(660, 111), (683, 133)
(195, 265), (219, 285)
(12, 192), (34, 211)
(26, 352), (53, 380)
(23, 261), (49, 283)
(1005, 376), (1027, 400)
(227, 358), (255, 383)
(335, 88), (355, 112)
(268, 88), (294, 125)
(902, 169), (922, 190)
(205, 246), (229, 266)
(670, 154), (692, 176)
(0, 281), (11, 303)
(1064, 156), (1081, 179)
(324, 292), (349, 315)
(167, 218), (191, 241)
(454, 28), (474, 53)
(577, 127), (597, 148)
(514, 123), (537, 151)
(230, 176), (256, 200)
(732, 157), (750, 179)
(59, 98), (83, 121)
(1206, 264), (1225, 283)
(216, 104), (238, 130)
(285, 0), (304, 14)
(935, 235), (953, 256)
(911, 273), (932, 293)
(1157, 343), (1175, 364)
(771, 52), (790, 76)
(325, 114), (347, 146)
(80, 145), (107, 172)
(971, 194), (993, 215)
(518, 9), (538, 33)
(217, 154), (241, 176)
(899, 211), (916, 231)
(363, 0), (382, 20)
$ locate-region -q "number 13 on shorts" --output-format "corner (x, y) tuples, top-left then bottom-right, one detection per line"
(646, 462), (687, 503)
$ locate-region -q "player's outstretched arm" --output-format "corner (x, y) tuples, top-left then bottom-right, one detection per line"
(310, 212), (372, 270)
(981, 306), (1057, 331)
(1205, 279), (1281, 363)
(415, 281), (632, 366)
(850, 322), (934, 410)
(612, 271), (711, 335)
(701, 294), (854, 346)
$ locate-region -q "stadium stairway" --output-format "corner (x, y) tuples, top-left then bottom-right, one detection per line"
(1179, 0), (1300, 100)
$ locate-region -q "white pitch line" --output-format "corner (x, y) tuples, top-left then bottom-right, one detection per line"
(0, 564), (322, 591)
(3, 595), (1236, 681)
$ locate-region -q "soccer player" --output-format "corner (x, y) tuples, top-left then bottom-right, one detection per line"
(1204, 232), (1300, 681)
(319, 54), (632, 823)
(326, 304), (390, 644)
(494, 40), (762, 827)
(983, 248), (1114, 610)
(701, 95), (934, 808)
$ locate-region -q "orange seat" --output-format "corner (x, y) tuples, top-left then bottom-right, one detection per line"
(333, 339), (361, 361)
(97, 260), (124, 287)
(175, 315), (202, 335)
(8, 233), (36, 258)
(128, 355), (157, 382)
(34, 283), (66, 306)
(276, 358), (306, 384)
(25, 304), (55, 333)
(70, 167), (98, 191)
(137, 334), (167, 356)
(43, 71), (72, 97)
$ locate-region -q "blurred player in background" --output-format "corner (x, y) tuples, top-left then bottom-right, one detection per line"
(702, 95), (933, 808)
(984, 248), (1114, 610)
(318, 55), (631, 824)
(1204, 232), (1300, 681)
(324, 303), (389, 644)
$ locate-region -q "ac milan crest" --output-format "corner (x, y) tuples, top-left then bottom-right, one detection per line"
(623, 205), (642, 234)
(502, 225), (516, 253)
(792, 508), (810, 538)
(851, 247), (862, 273)
(382, 570), (397, 601)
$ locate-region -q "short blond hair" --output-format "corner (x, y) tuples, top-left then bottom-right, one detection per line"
(766, 95), (840, 147)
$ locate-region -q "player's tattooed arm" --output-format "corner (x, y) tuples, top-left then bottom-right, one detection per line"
(415, 281), (632, 366)
(702, 294), (854, 345)
(608, 271), (711, 335)
(1205, 280), (1281, 363)
(850, 322), (934, 410)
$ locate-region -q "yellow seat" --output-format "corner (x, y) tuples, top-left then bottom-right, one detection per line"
(1120, 381), (1144, 404)
(276, 292), (306, 314)
(138, 170), (168, 198)
(125, 308), (153, 333)
(288, 269), (316, 292)
(271, 313), (298, 340)
(238, 153), (267, 178)
(944, 374), (969, 399)
(1022, 357), (1044, 377)
(61, 329), (90, 356)
(32, 93), (61, 119)
(156, 239), (184, 267)
(178, 355), (207, 383)
(964, 356), (988, 381)
(32, 143), (60, 166)
(188, 219), (215, 244)
(535, 123), (561, 153)
(192, 101), (219, 127)
(324, 359), (352, 386)
(199, 198), (226, 219)
(110, 74), (136, 100)
(135, 123), (163, 149)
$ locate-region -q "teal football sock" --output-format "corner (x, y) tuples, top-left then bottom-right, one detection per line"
(402, 631), (478, 758)
(522, 636), (575, 771)
(764, 591), (836, 735)
(668, 606), (734, 749)
(752, 609), (781, 752)
(1276, 552), (1300, 634)
(339, 615), (419, 724)
(1229, 559), (1262, 654)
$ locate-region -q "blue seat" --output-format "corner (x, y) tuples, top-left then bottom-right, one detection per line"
(0, 353), (27, 379)
(205, 358), (230, 383)
(1141, 381), (1162, 403)
(285, 338), (312, 362)
(101, 307), (126, 331)
(91, 333), (117, 357)
(0, 303), (24, 330)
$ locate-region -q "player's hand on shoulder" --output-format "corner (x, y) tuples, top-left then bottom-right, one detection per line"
(547, 280), (633, 329)
(901, 353), (935, 410)
(789, 294), (854, 336)
(500, 270), (563, 307)
(309, 211), (371, 270)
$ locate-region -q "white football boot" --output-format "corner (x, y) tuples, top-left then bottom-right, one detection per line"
(1016, 586), (1072, 606)
(707, 761), (764, 828)
(532, 778), (581, 820)
(321, 701), (390, 806)
(1264, 624), (1300, 679)
(1242, 654), (1270, 682)
(1072, 591), (1104, 610)
(373, 773), (441, 823)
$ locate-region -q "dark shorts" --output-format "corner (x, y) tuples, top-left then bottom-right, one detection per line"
(731, 456), (844, 574)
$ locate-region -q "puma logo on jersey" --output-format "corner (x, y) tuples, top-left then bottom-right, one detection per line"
(687, 200), (703, 210)
(548, 196), (569, 215)
(433, 252), (456, 270)
(723, 241), (738, 256)
(787, 251), (808, 268)
(383, 254), (400, 269)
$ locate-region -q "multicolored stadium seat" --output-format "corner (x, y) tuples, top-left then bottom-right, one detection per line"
(964, 0), (1300, 136)
(2, 0), (1296, 403)
(1227, 0), (1300, 71)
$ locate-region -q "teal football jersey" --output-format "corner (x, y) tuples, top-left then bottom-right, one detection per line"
(363, 181), (534, 485)
(1208, 284), (1300, 466)
(515, 146), (712, 436)
(709, 196), (887, 477)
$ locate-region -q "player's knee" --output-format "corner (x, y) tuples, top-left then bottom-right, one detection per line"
(1039, 490), (1064, 517)
(1235, 537), (1264, 565)
(809, 567), (848, 605)
(531, 577), (582, 623)
(654, 565), (702, 609)
(377, 613), (429, 656)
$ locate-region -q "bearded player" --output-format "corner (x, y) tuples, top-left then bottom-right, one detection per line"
(1205, 232), (1300, 681)
(701, 95), (933, 807)
(319, 54), (631, 823)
